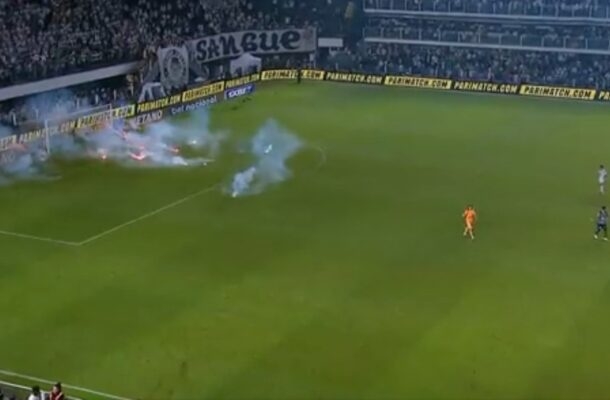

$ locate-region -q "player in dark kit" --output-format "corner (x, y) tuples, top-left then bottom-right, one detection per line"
(594, 206), (608, 241)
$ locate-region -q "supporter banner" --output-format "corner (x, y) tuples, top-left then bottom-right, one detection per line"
(190, 28), (317, 65)
(325, 72), (384, 85)
(385, 76), (452, 90)
(519, 85), (596, 100)
(452, 80), (519, 95)
(225, 84), (255, 100)
(157, 46), (190, 91)
(261, 70), (299, 81)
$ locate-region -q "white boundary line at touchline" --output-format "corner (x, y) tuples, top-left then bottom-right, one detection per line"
(77, 184), (219, 246)
(0, 379), (86, 400)
(0, 369), (130, 400)
(0, 379), (84, 400)
(0, 230), (80, 246)
(0, 184), (219, 247)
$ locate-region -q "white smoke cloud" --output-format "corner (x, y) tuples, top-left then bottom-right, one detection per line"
(0, 106), (226, 186)
(227, 119), (302, 198)
(0, 105), (304, 197)
(0, 124), (53, 185)
(88, 107), (226, 167)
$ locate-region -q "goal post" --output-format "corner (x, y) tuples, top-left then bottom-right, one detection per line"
(44, 118), (51, 154)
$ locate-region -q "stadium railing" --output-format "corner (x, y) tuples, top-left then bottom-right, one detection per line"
(363, 26), (610, 54)
(365, 0), (610, 20)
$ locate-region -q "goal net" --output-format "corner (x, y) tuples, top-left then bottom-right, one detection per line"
(0, 103), (128, 177)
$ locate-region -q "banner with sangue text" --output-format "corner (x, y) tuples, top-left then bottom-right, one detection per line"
(190, 28), (317, 65)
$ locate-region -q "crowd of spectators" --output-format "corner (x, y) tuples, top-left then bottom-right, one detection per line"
(360, 43), (610, 88)
(357, 1), (610, 89)
(0, 0), (354, 87)
(7, 0), (610, 129)
(0, 0), (142, 85)
(365, 17), (610, 50)
(0, 0), (354, 126)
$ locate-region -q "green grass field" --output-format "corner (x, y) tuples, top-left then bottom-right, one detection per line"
(1, 81), (610, 400)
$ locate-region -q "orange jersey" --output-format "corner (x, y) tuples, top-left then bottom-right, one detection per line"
(463, 209), (477, 224)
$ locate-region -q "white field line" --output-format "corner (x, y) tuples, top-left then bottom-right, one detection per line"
(0, 148), (325, 248)
(0, 184), (219, 247)
(77, 184), (219, 246)
(0, 230), (80, 246)
(0, 370), (126, 400)
(0, 379), (84, 400)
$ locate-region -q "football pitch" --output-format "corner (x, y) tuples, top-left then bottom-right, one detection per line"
(1, 81), (610, 400)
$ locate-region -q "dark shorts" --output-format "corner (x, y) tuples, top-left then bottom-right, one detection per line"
(596, 223), (608, 233)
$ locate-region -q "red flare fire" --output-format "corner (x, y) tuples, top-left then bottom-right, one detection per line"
(129, 151), (147, 161)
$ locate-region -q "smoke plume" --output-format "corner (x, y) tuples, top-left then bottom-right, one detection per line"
(0, 103), (304, 198)
(228, 119), (302, 197)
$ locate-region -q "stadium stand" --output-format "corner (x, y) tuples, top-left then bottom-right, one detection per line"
(5, 0), (610, 127)
(360, 43), (610, 88)
(0, 0), (354, 125)
(364, 18), (610, 52)
(360, 0), (610, 88)
(0, 0), (352, 87)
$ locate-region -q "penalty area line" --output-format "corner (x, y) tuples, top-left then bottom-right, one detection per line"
(0, 369), (129, 400)
(0, 230), (79, 247)
(77, 184), (219, 246)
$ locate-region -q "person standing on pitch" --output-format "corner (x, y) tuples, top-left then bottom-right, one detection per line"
(462, 205), (477, 240)
(594, 206), (608, 241)
(599, 165), (607, 195)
